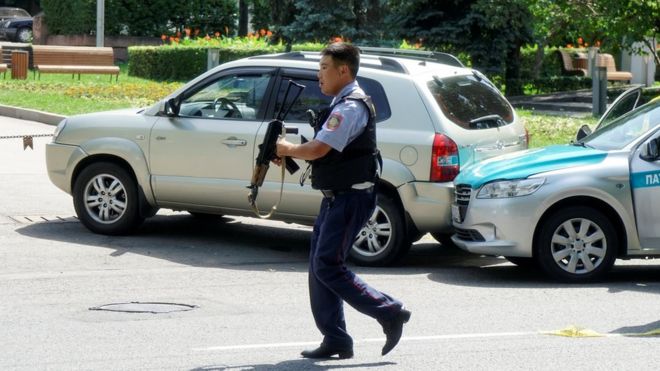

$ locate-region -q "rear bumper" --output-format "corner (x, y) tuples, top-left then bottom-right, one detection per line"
(398, 181), (454, 234)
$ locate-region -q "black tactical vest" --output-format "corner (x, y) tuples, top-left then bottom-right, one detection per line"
(311, 92), (379, 190)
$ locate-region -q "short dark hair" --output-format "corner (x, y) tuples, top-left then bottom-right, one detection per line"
(321, 42), (360, 78)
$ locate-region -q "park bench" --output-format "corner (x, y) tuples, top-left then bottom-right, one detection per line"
(0, 47), (7, 79)
(557, 50), (587, 77)
(32, 45), (120, 81)
(596, 53), (633, 83)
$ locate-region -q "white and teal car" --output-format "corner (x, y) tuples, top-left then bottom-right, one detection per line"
(451, 88), (660, 282)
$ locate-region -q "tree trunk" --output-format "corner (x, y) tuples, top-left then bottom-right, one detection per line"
(505, 45), (524, 97)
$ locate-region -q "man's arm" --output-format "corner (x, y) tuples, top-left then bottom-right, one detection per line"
(276, 138), (332, 161)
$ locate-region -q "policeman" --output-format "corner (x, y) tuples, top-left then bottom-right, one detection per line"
(276, 42), (411, 359)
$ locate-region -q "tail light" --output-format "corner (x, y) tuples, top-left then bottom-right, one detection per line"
(431, 133), (459, 182)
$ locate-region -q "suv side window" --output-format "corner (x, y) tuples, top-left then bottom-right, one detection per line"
(179, 72), (271, 120)
(273, 73), (391, 123)
(427, 75), (514, 129)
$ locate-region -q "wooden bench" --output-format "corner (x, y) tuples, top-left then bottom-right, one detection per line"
(32, 45), (120, 81)
(596, 53), (633, 83)
(556, 50), (587, 77)
(0, 47), (7, 79)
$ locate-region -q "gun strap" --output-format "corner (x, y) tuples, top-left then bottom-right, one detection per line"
(250, 159), (286, 219)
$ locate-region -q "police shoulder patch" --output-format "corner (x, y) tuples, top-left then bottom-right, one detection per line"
(326, 113), (343, 131)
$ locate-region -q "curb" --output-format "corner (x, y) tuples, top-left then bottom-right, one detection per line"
(0, 104), (66, 126)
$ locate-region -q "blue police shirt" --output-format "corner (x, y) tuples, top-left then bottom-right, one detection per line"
(315, 81), (369, 152)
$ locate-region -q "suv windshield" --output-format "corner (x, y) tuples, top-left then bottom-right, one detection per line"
(584, 101), (660, 150)
(0, 8), (29, 17)
(427, 74), (513, 129)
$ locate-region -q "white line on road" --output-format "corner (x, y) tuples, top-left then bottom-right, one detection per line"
(192, 331), (537, 352)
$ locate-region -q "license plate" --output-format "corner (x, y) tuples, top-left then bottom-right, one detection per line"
(451, 204), (461, 223)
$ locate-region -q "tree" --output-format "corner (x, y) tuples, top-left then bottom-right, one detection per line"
(390, 0), (533, 95)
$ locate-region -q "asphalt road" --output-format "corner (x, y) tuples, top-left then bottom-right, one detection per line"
(2, 116), (660, 370)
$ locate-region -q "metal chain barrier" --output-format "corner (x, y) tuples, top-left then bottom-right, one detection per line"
(0, 133), (53, 150)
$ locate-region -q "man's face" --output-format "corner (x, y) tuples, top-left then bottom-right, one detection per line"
(318, 55), (346, 96)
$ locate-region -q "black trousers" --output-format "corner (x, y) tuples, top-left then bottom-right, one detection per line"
(308, 190), (403, 349)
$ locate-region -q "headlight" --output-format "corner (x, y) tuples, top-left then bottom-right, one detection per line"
(477, 178), (545, 199)
(52, 119), (67, 142)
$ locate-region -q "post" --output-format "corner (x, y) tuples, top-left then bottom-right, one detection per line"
(96, 0), (105, 47)
(207, 49), (220, 70)
(591, 52), (608, 117)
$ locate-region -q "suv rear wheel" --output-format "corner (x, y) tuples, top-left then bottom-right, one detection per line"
(350, 194), (409, 266)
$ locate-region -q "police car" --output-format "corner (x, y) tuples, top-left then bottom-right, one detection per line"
(451, 88), (660, 282)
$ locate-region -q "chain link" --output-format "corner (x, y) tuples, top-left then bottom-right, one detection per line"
(0, 134), (53, 140)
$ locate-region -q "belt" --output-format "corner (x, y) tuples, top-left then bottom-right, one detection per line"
(320, 186), (374, 199)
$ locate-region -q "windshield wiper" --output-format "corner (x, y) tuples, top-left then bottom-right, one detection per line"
(469, 114), (506, 129)
(571, 141), (594, 148)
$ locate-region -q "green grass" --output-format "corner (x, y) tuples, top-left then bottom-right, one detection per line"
(0, 64), (184, 116)
(0, 65), (596, 147)
(519, 110), (597, 148)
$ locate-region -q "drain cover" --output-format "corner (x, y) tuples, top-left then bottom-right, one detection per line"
(89, 302), (198, 314)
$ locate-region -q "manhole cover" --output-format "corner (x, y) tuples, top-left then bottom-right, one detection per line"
(89, 302), (198, 314)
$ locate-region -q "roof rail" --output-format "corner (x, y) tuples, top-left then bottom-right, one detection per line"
(357, 46), (464, 68)
(248, 51), (410, 74)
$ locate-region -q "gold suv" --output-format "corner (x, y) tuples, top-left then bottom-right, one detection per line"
(46, 48), (527, 266)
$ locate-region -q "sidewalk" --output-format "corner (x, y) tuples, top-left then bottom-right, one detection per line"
(508, 90), (594, 117)
(0, 104), (65, 125)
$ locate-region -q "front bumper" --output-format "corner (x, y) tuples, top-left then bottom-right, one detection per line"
(451, 194), (539, 257)
(46, 142), (87, 195)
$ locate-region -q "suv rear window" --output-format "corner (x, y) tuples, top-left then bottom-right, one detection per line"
(427, 75), (513, 130)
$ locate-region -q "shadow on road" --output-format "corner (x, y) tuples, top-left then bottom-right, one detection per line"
(16, 212), (660, 291)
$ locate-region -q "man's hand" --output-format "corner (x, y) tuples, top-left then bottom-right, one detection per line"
(276, 137), (332, 162)
(276, 137), (295, 158)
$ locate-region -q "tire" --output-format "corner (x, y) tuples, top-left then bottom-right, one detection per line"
(16, 27), (32, 43)
(73, 162), (144, 235)
(431, 232), (458, 249)
(349, 194), (410, 266)
(535, 206), (617, 282)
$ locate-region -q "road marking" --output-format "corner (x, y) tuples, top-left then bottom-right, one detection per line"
(8, 215), (78, 224)
(192, 331), (536, 352)
(193, 327), (660, 352)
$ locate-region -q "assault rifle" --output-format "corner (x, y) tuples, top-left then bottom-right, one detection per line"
(247, 80), (305, 217)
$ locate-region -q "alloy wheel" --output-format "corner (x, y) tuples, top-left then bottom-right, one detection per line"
(83, 173), (128, 224)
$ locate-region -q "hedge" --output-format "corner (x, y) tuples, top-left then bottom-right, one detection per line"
(128, 45), (287, 81)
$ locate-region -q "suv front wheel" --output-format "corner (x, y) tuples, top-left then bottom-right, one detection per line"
(350, 194), (409, 266)
(73, 162), (144, 235)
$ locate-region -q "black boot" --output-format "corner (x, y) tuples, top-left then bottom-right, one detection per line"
(381, 308), (412, 355)
(301, 344), (354, 359)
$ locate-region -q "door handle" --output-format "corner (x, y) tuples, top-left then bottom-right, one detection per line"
(222, 137), (247, 147)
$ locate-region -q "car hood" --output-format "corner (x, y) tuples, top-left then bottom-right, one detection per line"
(455, 144), (608, 188)
(56, 107), (151, 145)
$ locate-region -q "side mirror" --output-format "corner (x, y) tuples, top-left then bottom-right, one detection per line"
(575, 124), (592, 141)
(640, 138), (660, 161)
(164, 98), (180, 117)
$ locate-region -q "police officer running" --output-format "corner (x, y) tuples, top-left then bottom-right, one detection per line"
(276, 42), (411, 359)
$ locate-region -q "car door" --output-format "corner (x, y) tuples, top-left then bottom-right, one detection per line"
(595, 86), (643, 131)
(149, 68), (275, 210)
(631, 120), (660, 249)
(253, 68), (331, 216)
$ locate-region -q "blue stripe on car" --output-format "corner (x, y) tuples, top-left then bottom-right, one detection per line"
(631, 171), (660, 188)
(455, 145), (608, 188)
